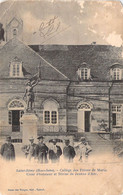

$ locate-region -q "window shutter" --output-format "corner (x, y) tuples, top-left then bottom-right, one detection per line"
(87, 69), (90, 79)
(8, 111), (12, 124)
(110, 69), (113, 80)
(77, 69), (81, 80)
(119, 69), (122, 80)
(112, 113), (116, 126)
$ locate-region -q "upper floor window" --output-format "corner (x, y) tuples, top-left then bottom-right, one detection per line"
(81, 68), (89, 80)
(112, 105), (122, 127)
(9, 57), (23, 77)
(13, 28), (17, 36)
(77, 63), (90, 81)
(112, 68), (121, 80)
(110, 64), (123, 81)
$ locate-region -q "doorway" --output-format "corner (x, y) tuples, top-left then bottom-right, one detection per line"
(8, 99), (25, 132)
(12, 110), (20, 132)
(85, 111), (91, 132)
(78, 103), (92, 132)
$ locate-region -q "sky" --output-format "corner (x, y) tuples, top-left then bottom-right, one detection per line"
(0, 0), (123, 46)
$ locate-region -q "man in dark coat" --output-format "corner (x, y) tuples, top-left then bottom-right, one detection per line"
(63, 139), (76, 162)
(49, 140), (62, 163)
(36, 136), (48, 163)
(0, 136), (15, 161)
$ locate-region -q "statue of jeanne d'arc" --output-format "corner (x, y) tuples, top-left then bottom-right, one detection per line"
(23, 65), (41, 111)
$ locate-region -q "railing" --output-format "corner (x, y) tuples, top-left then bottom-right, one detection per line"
(110, 132), (123, 140)
(11, 139), (22, 143)
(37, 125), (66, 133)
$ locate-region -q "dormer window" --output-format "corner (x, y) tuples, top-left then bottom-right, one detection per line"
(81, 68), (89, 80)
(77, 63), (90, 81)
(110, 63), (123, 81)
(9, 57), (23, 77)
(112, 68), (121, 80)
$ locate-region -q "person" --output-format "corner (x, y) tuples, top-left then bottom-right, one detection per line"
(63, 139), (76, 162)
(21, 137), (38, 161)
(23, 79), (39, 111)
(0, 136), (15, 161)
(75, 137), (92, 162)
(49, 140), (62, 163)
(36, 136), (49, 163)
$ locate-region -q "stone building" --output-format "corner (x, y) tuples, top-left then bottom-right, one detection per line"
(0, 17), (123, 146)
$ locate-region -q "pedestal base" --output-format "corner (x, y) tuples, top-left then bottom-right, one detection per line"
(21, 112), (38, 145)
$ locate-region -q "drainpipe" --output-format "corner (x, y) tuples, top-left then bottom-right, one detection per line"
(66, 81), (71, 133)
(108, 81), (114, 132)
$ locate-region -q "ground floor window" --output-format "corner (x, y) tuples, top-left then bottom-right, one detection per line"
(112, 105), (122, 127)
(43, 99), (59, 126)
(44, 111), (58, 125)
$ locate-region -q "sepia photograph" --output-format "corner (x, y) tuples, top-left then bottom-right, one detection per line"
(0, 0), (123, 194)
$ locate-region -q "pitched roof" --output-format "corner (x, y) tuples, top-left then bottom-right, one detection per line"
(30, 45), (123, 81)
(0, 38), (69, 81)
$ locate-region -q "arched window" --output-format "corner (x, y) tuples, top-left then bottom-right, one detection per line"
(8, 99), (25, 132)
(112, 68), (121, 80)
(9, 57), (23, 77)
(77, 62), (91, 81)
(43, 99), (59, 125)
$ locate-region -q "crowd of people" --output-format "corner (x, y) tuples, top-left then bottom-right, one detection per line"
(0, 135), (92, 163)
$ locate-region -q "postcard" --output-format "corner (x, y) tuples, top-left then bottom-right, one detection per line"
(0, 0), (123, 195)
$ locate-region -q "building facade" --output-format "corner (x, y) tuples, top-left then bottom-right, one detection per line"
(0, 17), (123, 143)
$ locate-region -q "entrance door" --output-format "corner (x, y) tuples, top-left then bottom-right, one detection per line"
(85, 111), (90, 132)
(12, 110), (20, 132)
(78, 103), (92, 132)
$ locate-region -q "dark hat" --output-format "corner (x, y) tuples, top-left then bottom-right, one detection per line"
(65, 139), (70, 143)
(29, 137), (34, 141)
(80, 137), (86, 142)
(37, 136), (44, 140)
(6, 136), (11, 141)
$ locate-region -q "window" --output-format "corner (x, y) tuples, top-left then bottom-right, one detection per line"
(51, 111), (57, 124)
(44, 110), (58, 125)
(9, 57), (23, 77)
(77, 67), (90, 81)
(44, 111), (50, 124)
(112, 105), (122, 127)
(43, 100), (59, 125)
(13, 28), (17, 36)
(10, 63), (22, 77)
(81, 68), (88, 80)
(112, 68), (121, 80)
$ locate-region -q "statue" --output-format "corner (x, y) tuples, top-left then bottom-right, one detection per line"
(23, 63), (41, 111)
(23, 79), (39, 111)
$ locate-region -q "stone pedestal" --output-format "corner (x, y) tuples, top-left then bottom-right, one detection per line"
(20, 112), (38, 145)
